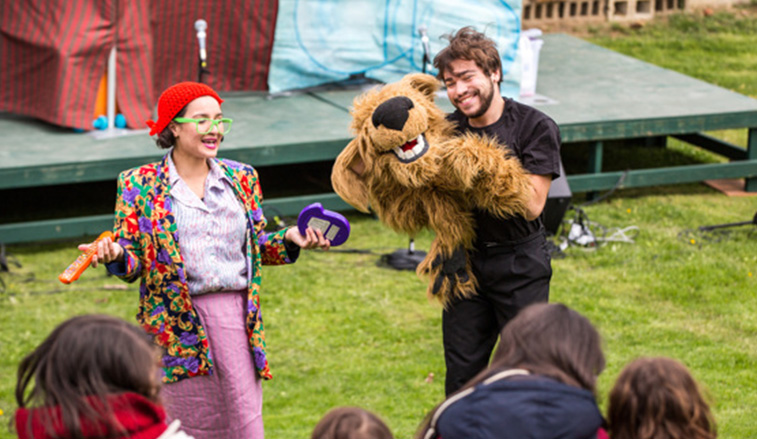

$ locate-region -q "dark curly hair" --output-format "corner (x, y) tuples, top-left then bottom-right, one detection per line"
(433, 26), (502, 85)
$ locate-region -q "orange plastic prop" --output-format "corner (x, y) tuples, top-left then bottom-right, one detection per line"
(58, 231), (114, 284)
(94, 73), (108, 119)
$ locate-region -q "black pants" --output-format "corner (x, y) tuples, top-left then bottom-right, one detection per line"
(442, 230), (552, 395)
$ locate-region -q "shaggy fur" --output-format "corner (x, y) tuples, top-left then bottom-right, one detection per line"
(331, 73), (531, 306)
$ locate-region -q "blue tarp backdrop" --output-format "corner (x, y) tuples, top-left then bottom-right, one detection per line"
(269, 0), (523, 96)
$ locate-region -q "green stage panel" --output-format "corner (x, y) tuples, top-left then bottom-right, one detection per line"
(0, 92), (353, 189)
(567, 160), (757, 193)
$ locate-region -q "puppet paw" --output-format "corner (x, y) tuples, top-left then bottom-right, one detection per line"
(430, 247), (468, 296)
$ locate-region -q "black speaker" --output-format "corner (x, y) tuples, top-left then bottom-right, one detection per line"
(543, 161), (571, 235)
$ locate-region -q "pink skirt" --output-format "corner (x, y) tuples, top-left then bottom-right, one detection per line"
(161, 291), (264, 439)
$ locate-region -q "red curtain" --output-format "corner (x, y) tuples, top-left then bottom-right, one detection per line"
(116, 0), (155, 131)
(150, 0), (279, 94)
(0, 0), (278, 130)
(0, 0), (118, 130)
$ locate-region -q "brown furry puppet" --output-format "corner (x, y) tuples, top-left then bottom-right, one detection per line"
(331, 73), (531, 306)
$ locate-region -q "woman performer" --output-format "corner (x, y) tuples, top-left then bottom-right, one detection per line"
(83, 81), (330, 439)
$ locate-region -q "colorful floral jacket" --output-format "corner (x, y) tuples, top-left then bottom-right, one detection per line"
(111, 154), (294, 383)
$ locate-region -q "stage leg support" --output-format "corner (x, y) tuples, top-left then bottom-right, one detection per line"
(746, 128), (757, 192)
(586, 140), (603, 199)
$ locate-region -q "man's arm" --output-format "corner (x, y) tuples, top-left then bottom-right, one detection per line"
(525, 174), (552, 221)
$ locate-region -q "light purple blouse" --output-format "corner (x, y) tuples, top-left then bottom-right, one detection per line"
(167, 153), (248, 295)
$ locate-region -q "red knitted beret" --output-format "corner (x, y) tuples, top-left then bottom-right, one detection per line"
(146, 82), (224, 136)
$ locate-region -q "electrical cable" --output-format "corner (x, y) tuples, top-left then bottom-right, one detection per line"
(602, 226), (640, 243)
(0, 243), (21, 273)
(678, 211), (757, 246)
(0, 243), (24, 293)
(577, 170), (629, 208)
(546, 170), (637, 255)
(557, 209), (640, 250)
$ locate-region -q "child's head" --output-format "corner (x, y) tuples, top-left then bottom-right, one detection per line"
(312, 407), (394, 439)
(491, 303), (605, 394)
(15, 314), (160, 438)
(608, 357), (716, 439)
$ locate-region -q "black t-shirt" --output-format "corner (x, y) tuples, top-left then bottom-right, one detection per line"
(448, 98), (561, 244)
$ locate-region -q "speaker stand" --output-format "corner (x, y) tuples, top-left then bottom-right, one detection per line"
(381, 238), (427, 271)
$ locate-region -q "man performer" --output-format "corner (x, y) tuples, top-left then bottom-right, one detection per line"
(434, 27), (562, 395)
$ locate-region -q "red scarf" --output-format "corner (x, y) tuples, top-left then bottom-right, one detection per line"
(15, 393), (168, 439)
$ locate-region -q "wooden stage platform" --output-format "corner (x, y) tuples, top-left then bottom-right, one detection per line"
(2, 34), (756, 244)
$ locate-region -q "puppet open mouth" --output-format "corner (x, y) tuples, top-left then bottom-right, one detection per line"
(392, 134), (429, 163)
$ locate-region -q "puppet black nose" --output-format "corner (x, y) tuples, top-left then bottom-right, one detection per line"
(372, 96), (415, 131)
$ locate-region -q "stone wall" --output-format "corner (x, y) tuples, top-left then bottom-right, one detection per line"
(522, 0), (733, 25)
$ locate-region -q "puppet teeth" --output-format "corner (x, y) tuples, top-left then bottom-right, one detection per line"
(392, 134), (429, 163)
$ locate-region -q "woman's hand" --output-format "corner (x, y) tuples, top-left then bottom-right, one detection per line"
(77, 235), (125, 268)
(285, 226), (331, 251)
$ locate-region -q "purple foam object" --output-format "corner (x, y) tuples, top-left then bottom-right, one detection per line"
(297, 203), (350, 246)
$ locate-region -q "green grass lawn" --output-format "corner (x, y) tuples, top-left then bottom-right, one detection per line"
(3, 8), (757, 439)
(2, 198), (756, 438)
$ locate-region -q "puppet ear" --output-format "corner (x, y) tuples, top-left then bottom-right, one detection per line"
(331, 138), (371, 213)
(404, 73), (441, 100)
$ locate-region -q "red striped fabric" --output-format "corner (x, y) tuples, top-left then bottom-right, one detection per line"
(0, 0), (277, 130)
(116, 0), (154, 130)
(150, 0), (279, 95)
(0, 0), (112, 130)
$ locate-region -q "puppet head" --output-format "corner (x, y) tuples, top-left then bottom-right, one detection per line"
(332, 73), (456, 212)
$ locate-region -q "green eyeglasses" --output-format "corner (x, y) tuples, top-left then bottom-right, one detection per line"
(173, 117), (233, 135)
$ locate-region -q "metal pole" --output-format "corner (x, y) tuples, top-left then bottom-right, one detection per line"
(107, 46), (117, 130)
